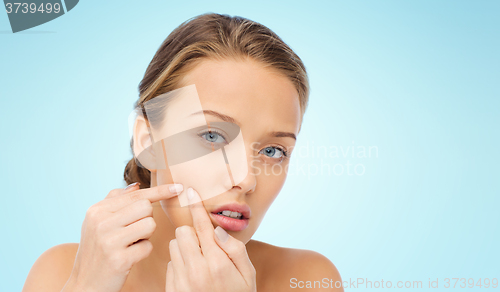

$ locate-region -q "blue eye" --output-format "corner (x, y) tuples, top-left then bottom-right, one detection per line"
(201, 131), (226, 144)
(260, 146), (286, 159)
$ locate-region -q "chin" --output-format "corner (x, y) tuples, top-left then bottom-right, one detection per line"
(230, 228), (256, 245)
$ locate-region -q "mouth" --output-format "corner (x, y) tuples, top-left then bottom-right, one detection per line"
(209, 203), (251, 232)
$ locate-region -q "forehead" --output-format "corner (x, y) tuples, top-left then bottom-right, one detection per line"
(178, 58), (302, 136)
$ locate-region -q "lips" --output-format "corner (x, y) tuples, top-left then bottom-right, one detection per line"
(209, 203), (251, 232)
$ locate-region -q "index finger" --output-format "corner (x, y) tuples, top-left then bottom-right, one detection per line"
(186, 188), (222, 255)
(108, 183), (183, 212)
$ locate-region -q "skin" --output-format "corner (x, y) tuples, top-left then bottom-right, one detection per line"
(22, 58), (343, 292)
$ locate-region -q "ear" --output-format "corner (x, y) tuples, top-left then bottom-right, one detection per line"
(132, 113), (159, 171)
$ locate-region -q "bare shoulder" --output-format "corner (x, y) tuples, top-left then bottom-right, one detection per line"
(247, 240), (343, 292)
(22, 243), (79, 292)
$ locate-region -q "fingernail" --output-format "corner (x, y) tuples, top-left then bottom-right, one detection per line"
(125, 182), (140, 190)
(169, 184), (183, 194)
(215, 226), (229, 243)
(187, 187), (195, 201)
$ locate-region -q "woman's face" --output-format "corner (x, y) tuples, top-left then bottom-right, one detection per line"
(153, 57), (301, 243)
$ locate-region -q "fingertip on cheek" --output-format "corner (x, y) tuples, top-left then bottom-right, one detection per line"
(214, 226), (229, 243)
(169, 238), (177, 247)
(124, 182), (140, 190)
(169, 183), (184, 194)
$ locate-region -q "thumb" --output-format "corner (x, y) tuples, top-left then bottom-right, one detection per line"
(213, 226), (256, 281)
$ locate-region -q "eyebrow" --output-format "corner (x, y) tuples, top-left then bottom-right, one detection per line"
(191, 110), (237, 124)
(271, 131), (296, 140)
(191, 109), (296, 140)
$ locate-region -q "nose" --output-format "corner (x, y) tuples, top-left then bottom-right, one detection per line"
(233, 154), (257, 195)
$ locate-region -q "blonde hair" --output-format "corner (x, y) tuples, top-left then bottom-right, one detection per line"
(124, 12), (310, 188)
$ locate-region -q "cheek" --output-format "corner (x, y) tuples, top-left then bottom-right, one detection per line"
(156, 169), (192, 227)
(159, 198), (192, 228)
(246, 163), (289, 230)
(256, 171), (286, 211)
(259, 161), (289, 196)
(169, 154), (233, 206)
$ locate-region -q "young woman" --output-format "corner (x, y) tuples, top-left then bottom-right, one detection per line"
(23, 13), (343, 292)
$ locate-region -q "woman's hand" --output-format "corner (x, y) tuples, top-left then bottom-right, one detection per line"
(65, 182), (183, 292)
(165, 188), (257, 292)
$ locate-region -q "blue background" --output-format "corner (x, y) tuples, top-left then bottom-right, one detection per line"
(1, 1), (499, 291)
